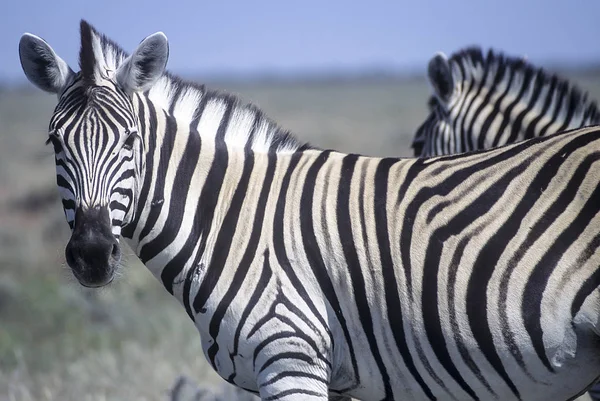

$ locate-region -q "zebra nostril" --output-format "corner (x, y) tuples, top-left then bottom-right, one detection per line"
(65, 243), (77, 268)
(111, 243), (120, 259)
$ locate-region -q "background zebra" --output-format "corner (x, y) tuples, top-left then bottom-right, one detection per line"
(412, 47), (600, 157)
(19, 21), (600, 400)
(412, 46), (600, 401)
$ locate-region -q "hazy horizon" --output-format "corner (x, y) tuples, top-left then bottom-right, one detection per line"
(2, 0), (600, 87)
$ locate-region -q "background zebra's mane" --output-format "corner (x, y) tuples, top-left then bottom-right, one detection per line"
(78, 19), (308, 153)
(443, 46), (600, 123)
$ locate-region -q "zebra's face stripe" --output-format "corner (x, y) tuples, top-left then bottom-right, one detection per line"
(49, 80), (142, 287)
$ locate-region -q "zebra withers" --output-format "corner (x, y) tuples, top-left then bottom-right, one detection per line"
(19, 21), (600, 400)
(412, 46), (600, 157)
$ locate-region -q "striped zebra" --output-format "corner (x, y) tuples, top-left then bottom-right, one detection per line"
(412, 47), (600, 401)
(19, 20), (600, 401)
(412, 46), (600, 157)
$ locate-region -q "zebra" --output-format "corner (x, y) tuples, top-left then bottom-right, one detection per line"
(412, 47), (600, 401)
(19, 20), (600, 401)
(412, 46), (600, 157)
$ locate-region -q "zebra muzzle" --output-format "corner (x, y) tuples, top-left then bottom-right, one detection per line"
(65, 206), (121, 288)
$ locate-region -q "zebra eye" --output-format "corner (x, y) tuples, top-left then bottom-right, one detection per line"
(122, 130), (138, 151)
(45, 135), (63, 153)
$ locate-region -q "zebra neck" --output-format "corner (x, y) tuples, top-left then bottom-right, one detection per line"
(122, 99), (268, 301)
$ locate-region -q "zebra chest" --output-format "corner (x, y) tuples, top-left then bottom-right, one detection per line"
(192, 304), (257, 388)
(192, 288), (331, 392)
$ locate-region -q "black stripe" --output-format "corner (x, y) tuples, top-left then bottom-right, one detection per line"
(250, 296), (331, 369)
(488, 66), (517, 148)
(465, 54), (493, 149)
(499, 151), (600, 375)
(142, 123), (200, 264)
(271, 152), (339, 378)
(260, 371), (328, 388)
(297, 151), (362, 390)
(522, 135), (600, 368)
(188, 102), (234, 308)
(205, 150), (256, 366)
(263, 388), (325, 401)
(336, 154), (393, 399)
(426, 153), (542, 398)
(137, 109), (175, 246)
(521, 73), (548, 139)
(571, 233), (600, 317)
(511, 71), (545, 141)
(456, 72), (478, 151)
(164, 94), (212, 315)
(123, 95), (153, 238)
(525, 182), (600, 364)
(501, 67), (535, 145)
(527, 75), (558, 139)
(258, 352), (317, 375)
(400, 139), (547, 397)
(168, 84), (184, 115)
(451, 59), (473, 152)
(227, 151), (276, 349)
(138, 111), (179, 260)
(447, 227), (495, 395)
(376, 158), (436, 400)
(227, 251), (273, 384)
(252, 331), (300, 367)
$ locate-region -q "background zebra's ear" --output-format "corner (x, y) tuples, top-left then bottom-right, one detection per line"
(427, 52), (454, 103)
(116, 32), (169, 93)
(19, 33), (74, 94)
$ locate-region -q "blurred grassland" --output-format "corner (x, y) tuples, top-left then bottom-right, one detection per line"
(1, 73), (600, 400)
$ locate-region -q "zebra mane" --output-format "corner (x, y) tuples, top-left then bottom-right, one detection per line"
(447, 46), (600, 124)
(79, 20), (128, 88)
(77, 20), (307, 152)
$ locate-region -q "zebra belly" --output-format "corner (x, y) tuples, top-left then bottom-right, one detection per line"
(325, 288), (600, 400)
(370, 332), (600, 401)
(190, 295), (600, 400)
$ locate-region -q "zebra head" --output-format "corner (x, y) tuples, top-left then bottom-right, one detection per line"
(412, 51), (458, 157)
(18, 21), (169, 287)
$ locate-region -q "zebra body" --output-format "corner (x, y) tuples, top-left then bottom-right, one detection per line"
(413, 47), (600, 157)
(19, 22), (600, 400)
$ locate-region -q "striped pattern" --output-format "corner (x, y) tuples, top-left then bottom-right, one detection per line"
(22, 22), (600, 400)
(413, 47), (600, 157)
(48, 83), (139, 235)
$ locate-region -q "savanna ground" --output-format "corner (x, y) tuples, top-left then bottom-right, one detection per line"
(1, 73), (600, 400)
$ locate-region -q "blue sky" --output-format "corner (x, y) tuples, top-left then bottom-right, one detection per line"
(2, 0), (599, 83)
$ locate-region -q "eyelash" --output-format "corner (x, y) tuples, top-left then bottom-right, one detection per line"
(45, 134), (62, 152)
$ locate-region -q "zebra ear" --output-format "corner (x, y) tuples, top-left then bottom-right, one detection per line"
(19, 33), (74, 94)
(116, 32), (169, 93)
(427, 52), (454, 103)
